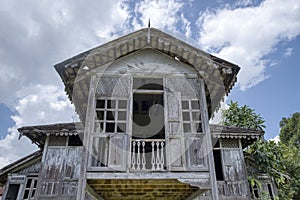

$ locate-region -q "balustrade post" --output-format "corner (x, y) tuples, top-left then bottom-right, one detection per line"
(151, 141), (155, 170)
(160, 141), (164, 170)
(136, 141), (141, 170)
(131, 141), (136, 169)
(131, 139), (165, 171)
(141, 141), (146, 170)
(155, 142), (160, 170)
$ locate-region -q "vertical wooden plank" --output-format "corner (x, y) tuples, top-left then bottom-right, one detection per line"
(165, 92), (185, 170)
(108, 134), (127, 171)
(186, 136), (206, 170)
(199, 78), (219, 200)
(77, 75), (97, 200)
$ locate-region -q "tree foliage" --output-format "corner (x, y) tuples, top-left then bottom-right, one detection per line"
(222, 103), (300, 199)
(280, 112), (300, 148)
(247, 140), (300, 199)
(221, 101), (265, 130)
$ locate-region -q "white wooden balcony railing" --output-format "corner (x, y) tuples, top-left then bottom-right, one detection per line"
(131, 139), (165, 171)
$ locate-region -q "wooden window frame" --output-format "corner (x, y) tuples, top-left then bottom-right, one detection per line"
(22, 177), (38, 200)
(181, 99), (202, 134)
(94, 97), (128, 134)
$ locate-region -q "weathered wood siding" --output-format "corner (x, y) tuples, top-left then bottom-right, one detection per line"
(95, 48), (198, 76)
(36, 142), (82, 200)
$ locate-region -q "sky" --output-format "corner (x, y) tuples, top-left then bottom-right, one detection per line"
(0, 0), (299, 168)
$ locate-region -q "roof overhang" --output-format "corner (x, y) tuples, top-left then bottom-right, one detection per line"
(54, 28), (240, 120)
(210, 124), (264, 148)
(18, 122), (83, 147)
(18, 123), (262, 148)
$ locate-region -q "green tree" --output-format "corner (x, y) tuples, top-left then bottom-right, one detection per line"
(280, 112), (300, 148)
(221, 101), (265, 130)
(247, 140), (300, 200)
(222, 102), (300, 199)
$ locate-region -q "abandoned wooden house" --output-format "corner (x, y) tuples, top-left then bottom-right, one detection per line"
(0, 27), (276, 200)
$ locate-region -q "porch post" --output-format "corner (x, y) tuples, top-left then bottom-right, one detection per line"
(77, 74), (97, 200)
(199, 78), (219, 200)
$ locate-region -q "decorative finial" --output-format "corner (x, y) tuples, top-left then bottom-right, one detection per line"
(147, 19), (151, 44)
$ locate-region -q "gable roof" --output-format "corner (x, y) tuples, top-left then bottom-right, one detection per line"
(54, 28), (240, 120)
(0, 150), (42, 185)
(18, 122), (262, 148)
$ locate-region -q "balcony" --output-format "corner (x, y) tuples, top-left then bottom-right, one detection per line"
(131, 139), (165, 171)
(88, 133), (208, 173)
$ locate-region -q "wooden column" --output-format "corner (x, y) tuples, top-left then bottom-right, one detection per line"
(77, 75), (97, 200)
(199, 78), (219, 200)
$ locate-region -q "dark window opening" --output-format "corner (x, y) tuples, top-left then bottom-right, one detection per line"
(6, 184), (20, 200)
(133, 93), (164, 139)
(267, 183), (274, 199)
(213, 149), (224, 181)
(68, 135), (83, 146)
(48, 136), (67, 146)
(250, 184), (260, 198)
(133, 78), (163, 90)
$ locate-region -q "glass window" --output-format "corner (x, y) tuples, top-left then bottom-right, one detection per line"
(95, 98), (128, 133)
(181, 99), (202, 133)
(22, 177), (38, 199)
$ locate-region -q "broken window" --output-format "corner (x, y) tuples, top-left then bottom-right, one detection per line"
(22, 177), (38, 200)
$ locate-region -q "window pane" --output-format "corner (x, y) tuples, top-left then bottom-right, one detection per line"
(23, 190), (29, 199)
(26, 179), (32, 188)
(106, 111), (115, 121)
(94, 122), (103, 132)
(118, 111), (126, 121)
(31, 189), (36, 198)
(118, 100), (127, 109)
(96, 99), (105, 109)
(191, 100), (200, 109)
(33, 180), (37, 188)
(107, 100), (116, 109)
(183, 123), (191, 133)
(182, 112), (190, 121)
(96, 111), (104, 120)
(106, 123), (115, 133)
(192, 112), (201, 121)
(196, 123), (202, 132)
(117, 123), (126, 133)
(182, 101), (189, 109)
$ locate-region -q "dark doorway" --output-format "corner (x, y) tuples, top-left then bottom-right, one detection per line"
(133, 93), (165, 139)
(5, 184), (20, 200)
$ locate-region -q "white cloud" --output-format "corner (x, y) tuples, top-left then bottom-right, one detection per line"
(133, 0), (184, 31)
(0, 84), (77, 168)
(197, 0), (300, 90)
(269, 135), (280, 143)
(284, 48), (293, 57)
(210, 99), (228, 125)
(0, 0), (130, 106)
(0, 0), (131, 168)
(180, 13), (192, 38)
